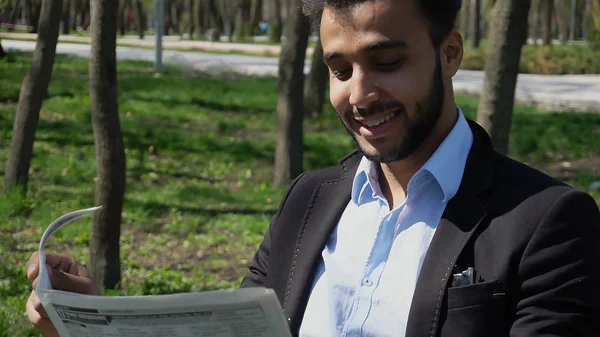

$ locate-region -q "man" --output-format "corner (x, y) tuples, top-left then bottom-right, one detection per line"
(26, 0), (600, 336)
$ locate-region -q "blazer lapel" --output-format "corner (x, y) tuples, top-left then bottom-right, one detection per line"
(405, 121), (495, 337)
(284, 151), (361, 334)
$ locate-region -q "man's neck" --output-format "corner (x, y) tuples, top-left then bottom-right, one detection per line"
(378, 105), (459, 209)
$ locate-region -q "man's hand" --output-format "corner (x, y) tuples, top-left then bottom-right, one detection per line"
(26, 252), (101, 336)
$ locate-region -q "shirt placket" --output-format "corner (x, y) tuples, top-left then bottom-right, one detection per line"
(342, 199), (403, 337)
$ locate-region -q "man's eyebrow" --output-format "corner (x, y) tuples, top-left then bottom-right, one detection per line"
(323, 40), (408, 63)
(364, 40), (408, 52)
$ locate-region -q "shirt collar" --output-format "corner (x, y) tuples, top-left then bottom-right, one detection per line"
(351, 107), (473, 205)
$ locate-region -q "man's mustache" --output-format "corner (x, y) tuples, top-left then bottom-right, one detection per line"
(351, 101), (405, 118)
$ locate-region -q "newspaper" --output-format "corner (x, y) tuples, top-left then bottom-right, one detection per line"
(35, 206), (292, 337)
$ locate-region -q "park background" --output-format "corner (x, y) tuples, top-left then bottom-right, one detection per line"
(1, 0), (600, 335)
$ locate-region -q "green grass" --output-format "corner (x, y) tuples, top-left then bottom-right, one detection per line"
(1, 51), (599, 336)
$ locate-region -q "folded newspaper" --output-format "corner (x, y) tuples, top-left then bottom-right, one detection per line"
(35, 206), (292, 337)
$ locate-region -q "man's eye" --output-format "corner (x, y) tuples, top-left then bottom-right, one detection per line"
(375, 59), (403, 70)
(331, 69), (350, 79)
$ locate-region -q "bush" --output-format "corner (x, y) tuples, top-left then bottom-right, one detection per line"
(461, 43), (600, 75)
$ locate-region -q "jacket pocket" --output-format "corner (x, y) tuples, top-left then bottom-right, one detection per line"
(441, 280), (507, 337)
(446, 279), (503, 309)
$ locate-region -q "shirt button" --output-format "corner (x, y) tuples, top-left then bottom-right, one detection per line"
(362, 278), (373, 287)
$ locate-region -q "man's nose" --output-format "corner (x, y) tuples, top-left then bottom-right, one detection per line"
(348, 68), (380, 109)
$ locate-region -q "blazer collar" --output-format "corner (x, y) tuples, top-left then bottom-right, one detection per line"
(405, 120), (495, 337)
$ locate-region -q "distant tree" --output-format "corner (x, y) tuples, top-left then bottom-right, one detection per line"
(186, 0), (195, 39)
(477, 0), (532, 155)
(3, 0), (63, 193)
(61, 0), (71, 34)
(273, 2), (311, 187)
(268, 0), (282, 43)
(88, 0), (126, 290)
(20, 0), (33, 30)
(541, 0), (554, 44)
(460, 0), (471, 41)
(304, 37), (329, 117)
(70, 0), (79, 31)
(250, 0), (263, 31)
(470, 0), (482, 48)
(134, 0), (145, 39)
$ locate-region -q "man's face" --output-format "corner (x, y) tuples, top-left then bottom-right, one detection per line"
(320, 0), (446, 163)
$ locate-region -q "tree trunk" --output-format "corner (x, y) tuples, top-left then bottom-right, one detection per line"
(70, 0), (79, 31)
(556, 0), (570, 43)
(542, 0), (553, 44)
(170, 1), (179, 34)
(8, 4), (21, 30)
(117, 0), (126, 35)
(195, 0), (205, 35)
(0, 40), (5, 59)
(3, 0), (63, 193)
(470, 0), (482, 48)
(304, 38), (329, 117)
(88, 0), (126, 290)
(31, 0), (42, 33)
(62, 0), (71, 35)
(187, 0), (195, 39)
(250, 0), (262, 29)
(268, 0), (282, 43)
(273, 4), (311, 187)
(20, 0), (33, 29)
(134, 0), (145, 39)
(476, 0), (532, 156)
(460, 1), (470, 41)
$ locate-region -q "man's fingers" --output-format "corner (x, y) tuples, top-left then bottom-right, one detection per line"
(27, 252), (91, 280)
(44, 252), (90, 277)
(26, 291), (59, 337)
(26, 252), (40, 280)
(27, 289), (49, 319)
(49, 267), (101, 295)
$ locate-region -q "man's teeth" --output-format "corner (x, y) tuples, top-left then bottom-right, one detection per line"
(364, 113), (395, 127)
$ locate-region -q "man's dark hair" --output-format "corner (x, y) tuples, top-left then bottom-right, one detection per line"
(301, 0), (462, 47)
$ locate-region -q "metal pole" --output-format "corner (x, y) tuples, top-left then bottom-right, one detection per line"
(569, 0), (577, 41)
(155, 0), (163, 70)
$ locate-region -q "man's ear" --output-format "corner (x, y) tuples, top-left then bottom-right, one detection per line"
(440, 30), (463, 78)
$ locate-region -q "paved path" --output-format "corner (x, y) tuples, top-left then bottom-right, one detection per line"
(4, 38), (600, 113)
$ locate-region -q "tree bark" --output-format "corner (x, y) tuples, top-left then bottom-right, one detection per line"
(70, 0), (79, 31)
(541, 0), (553, 44)
(88, 0), (126, 290)
(470, 0), (482, 48)
(460, 1), (470, 41)
(118, 0), (127, 36)
(62, 0), (71, 35)
(250, 0), (263, 29)
(187, 0), (195, 39)
(273, 4), (311, 187)
(20, 0), (33, 29)
(268, 0), (282, 43)
(476, 0), (532, 156)
(134, 0), (145, 39)
(31, 0), (42, 33)
(3, 0), (63, 193)
(304, 38), (329, 117)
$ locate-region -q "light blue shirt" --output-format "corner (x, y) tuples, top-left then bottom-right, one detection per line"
(299, 109), (474, 337)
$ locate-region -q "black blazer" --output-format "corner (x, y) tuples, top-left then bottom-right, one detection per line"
(241, 120), (600, 337)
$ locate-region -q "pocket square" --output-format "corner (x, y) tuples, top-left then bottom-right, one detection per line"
(451, 267), (476, 287)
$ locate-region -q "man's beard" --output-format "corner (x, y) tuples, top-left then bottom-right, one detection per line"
(344, 55), (445, 164)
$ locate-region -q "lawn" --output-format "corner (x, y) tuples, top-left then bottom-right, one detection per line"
(1, 52), (599, 336)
